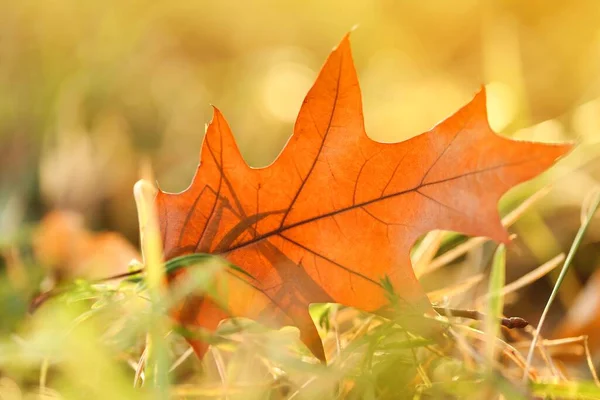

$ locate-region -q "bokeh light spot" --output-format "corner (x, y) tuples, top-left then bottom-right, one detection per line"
(262, 62), (314, 122)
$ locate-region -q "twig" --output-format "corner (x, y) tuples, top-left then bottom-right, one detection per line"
(433, 306), (529, 329)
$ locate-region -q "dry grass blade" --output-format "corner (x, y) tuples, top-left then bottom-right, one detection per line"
(39, 357), (49, 392)
(134, 179), (169, 392)
(331, 305), (342, 358)
(169, 347), (195, 373)
(286, 376), (318, 400)
(569, 335), (599, 387)
(475, 253), (565, 307)
(502, 185), (552, 227)
(583, 335), (600, 386)
(521, 325), (562, 380)
(134, 343), (147, 388)
(454, 325), (536, 381)
(427, 274), (484, 304)
(413, 230), (445, 276)
(524, 336), (600, 386)
(211, 347), (229, 398)
(419, 237), (486, 277)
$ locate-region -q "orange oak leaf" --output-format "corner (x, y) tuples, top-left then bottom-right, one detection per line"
(156, 35), (571, 361)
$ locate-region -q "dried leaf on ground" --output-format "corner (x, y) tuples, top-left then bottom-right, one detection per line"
(34, 210), (139, 280)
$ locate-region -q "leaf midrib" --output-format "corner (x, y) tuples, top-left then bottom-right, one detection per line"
(221, 156), (538, 255)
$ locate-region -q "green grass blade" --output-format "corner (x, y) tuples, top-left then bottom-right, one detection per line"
(165, 253), (255, 281)
(485, 244), (506, 369)
(523, 189), (600, 381)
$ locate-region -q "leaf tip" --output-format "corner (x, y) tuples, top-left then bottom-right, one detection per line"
(472, 84), (489, 111)
(336, 32), (353, 53)
(489, 225), (512, 246)
(556, 141), (576, 158)
(204, 105), (226, 142)
(209, 104), (225, 121)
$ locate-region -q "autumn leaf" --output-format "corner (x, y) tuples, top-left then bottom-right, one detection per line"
(552, 270), (600, 361)
(34, 210), (140, 281)
(155, 35), (571, 361)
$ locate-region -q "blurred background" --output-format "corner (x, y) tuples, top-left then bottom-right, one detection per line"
(2, 0), (600, 396)
(2, 0), (599, 238)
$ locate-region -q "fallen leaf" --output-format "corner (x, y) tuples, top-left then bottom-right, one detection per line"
(34, 210), (140, 281)
(155, 35), (571, 361)
(552, 263), (600, 360)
